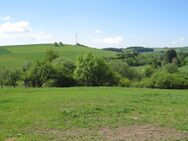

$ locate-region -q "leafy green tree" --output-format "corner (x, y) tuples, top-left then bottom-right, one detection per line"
(74, 53), (94, 85)
(151, 58), (161, 68)
(59, 42), (63, 46)
(0, 67), (6, 88)
(74, 53), (111, 86)
(143, 66), (155, 78)
(109, 60), (141, 81)
(29, 61), (55, 87)
(164, 49), (177, 64)
(117, 50), (139, 59)
(91, 57), (110, 86)
(54, 42), (59, 47)
(21, 63), (31, 88)
(143, 71), (188, 89)
(163, 63), (178, 74)
(7, 70), (21, 88)
(45, 49), (59, 62)
(52, 58), (76, 87)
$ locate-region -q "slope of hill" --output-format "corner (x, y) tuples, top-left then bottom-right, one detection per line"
(0, 44), (116, 69)
(153, 47), (188, 52)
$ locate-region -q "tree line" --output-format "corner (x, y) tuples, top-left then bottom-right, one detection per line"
(0, 48), (188, 89)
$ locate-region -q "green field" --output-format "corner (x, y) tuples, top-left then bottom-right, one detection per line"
(0, 87), (188, 141)
(0, 44), (116, 69)
(153, 47), (188, 52)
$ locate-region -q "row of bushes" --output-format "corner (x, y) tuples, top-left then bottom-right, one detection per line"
(0, 50), (188, 89)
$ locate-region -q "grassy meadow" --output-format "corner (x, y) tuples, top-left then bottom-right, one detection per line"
(0, 44), (188, 140)
(0, 87), (188, 141)
(0, 44), (116, 69)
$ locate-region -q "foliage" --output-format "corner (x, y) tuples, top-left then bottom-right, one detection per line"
(163, 49), (177, 64)
(0, 48), (188, 89)
(54, 42), (59, 47)
(109, 60), (141, 80)
(59, 42), (64, 46)
(103, 48), (123, 52)
(74, 53), (111, 86)
(142, 71), (188, 89)
(52, 58), (76, 87)
(42, 79), (56, 87)
(118, 78), (131, 87)
(0, 68), (5, 88)
(126, 46), (154, 52)
(45, 49), (60, 62)
(162, 63), (178, 74)
(29, 61), (55, 87)
(142, 66), (155, 78)
(6, 69), (21, 88)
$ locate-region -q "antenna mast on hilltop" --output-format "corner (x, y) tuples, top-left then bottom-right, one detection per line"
(75, 33), (78, 44)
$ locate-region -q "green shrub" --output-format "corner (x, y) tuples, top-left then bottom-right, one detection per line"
(140, 78), (153, 88)
(142, 66), (155, 78)
(42, 79), (56, 87)
(119, 78), (131, 87)
(147, 71), (188, 89)
(162, 63), (178, 74)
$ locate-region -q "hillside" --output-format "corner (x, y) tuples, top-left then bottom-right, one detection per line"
(104, 46), (188, 53)
(0, 44), (116, 69)
(153, 47), (188, 52)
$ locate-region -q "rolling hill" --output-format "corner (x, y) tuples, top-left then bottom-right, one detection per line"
(0, 44), (116, 69)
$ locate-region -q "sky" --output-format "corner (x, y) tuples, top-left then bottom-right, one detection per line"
(0, 0), (188, 48)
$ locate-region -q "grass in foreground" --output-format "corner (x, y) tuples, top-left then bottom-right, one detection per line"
(0, 87), (188, 141)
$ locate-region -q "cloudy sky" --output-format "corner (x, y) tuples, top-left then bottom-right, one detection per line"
(0, 0), (188, 48)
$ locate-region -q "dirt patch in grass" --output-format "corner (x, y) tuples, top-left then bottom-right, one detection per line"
(4, 138), (15, 141)
(100, 125), (188, 141)
(26, 125), (188, 141)
(30, 128), (103, 141)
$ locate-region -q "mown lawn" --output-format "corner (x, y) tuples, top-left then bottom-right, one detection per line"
(0, 87), (188, 141)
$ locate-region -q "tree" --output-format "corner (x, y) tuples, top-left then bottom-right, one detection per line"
(164, 49), (177, 64)
(54, 42), (59, 47)
(109, 60), (141, 81)
(59, 42), (63, 46)
(149, 71), (188, 89)
(29, 61), (55, 87)
(143, 66), (155, 78)
(21, 63), (31, 88)
(0, 67), (5, 88)
(45, 49), (59, 62)
(52, 58), (76, 87)
(7, 70), (20, 88)
(74, 53), (94, 85)
(163, 63), (178, 74)
(90, 57), (110, 86)
(74, 53), (111, 86)
(117, 50), (139, 60)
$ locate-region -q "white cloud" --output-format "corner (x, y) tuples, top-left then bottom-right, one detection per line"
(0, 21), (29, 33)
(29, 31), (53, 39)
(180, 36), (184, 41)
(2, 16), (11, 21)
(92, 36), (123, 45)
(95, 30), (101, 34)
(0, 20), (53, 41)
(172, 41), (176, 45)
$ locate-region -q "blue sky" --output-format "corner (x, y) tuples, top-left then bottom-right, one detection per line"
(0, 0), (188, 48)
